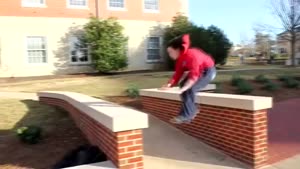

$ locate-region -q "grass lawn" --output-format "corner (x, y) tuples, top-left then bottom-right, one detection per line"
(0, 68), (299, 98)
(0, 99), (87, 169)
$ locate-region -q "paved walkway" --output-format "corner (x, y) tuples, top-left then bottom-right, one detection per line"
(1, 91), (300, 169)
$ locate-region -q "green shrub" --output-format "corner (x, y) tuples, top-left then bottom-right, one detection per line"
(283, 78), (300, 88)
(231, 75), (244, 86)
(126, 84), (140, 98)
(255, 74), (269, 83)
(278, 75), (292, 82)
(81, 17), (128, 73)
(236, 80), (254, 94)
(262, 81), (280, 91)
(16, 125), (42, 144)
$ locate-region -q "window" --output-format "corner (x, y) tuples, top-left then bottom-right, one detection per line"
(147, 37), (161, 62)
(69, 36), (90, 64)
(109, 0), (125, 9)
(26, 36), (47, 64)
(67, 0), (88, 8)
(144, 0), (159, 12)
(22, 0), (46, 7)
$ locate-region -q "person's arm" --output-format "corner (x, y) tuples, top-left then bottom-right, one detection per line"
(168, 61), (184, 87)
(179, 56), (202, 93)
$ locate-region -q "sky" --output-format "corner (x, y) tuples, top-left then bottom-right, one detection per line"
(188, 0), (282, 45)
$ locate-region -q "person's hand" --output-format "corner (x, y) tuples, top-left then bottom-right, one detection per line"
(158, 84), (171, 90)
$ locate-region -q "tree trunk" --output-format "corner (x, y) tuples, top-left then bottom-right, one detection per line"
(291, 33), (296, 66)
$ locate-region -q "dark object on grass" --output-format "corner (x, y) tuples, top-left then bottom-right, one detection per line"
(231, 75), (244, 86)
(262, 81), (280, 91)
(283, 78), (300, 88)
(237, 80), (254, 94)
(16, 125), (42, 144)
(255, 74), (269, 83)
(52, 144), (107, 169)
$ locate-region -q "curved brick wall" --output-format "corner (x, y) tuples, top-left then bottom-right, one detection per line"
(38, 91), (148, 169)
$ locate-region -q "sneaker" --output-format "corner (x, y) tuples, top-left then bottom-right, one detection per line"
(169, 116), (191, 124)
(192, 108), (199, 119)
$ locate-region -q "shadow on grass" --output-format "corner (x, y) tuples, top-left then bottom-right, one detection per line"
(0, 99), (88, 169)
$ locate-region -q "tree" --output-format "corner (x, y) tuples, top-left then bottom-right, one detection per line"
(81, 17), (128, 73)
(163, 13), (195, 69)
(254, 32), (274, 60)
(163, 13), (232, 69)
(270, 0), (300, 66)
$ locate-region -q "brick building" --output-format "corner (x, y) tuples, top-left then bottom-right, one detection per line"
(0, 0), (188, 77)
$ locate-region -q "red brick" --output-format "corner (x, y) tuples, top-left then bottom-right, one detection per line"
(135, 139), (143, 145)
(119, 152), (135, 159)
(127, 145), (142, 152)
(136, 162), (143, 167)
(118, 131), (134, 136)
(119, 141), (134, 147)
(127, 134), (142, 140)
(128, 157), (143, 163)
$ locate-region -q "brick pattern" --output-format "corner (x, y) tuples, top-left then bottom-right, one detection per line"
(40, 97), (144, 169)
(141, 96), (268, 169)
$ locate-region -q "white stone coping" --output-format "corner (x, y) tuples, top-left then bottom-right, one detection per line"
(62, 161), (116, 169)
(37, 91), (148, 132)
(171, 84), (216, 91)
(140, 88), (273, 111)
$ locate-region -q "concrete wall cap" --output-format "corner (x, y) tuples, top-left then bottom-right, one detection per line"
(37, 91), (148, 132)
(140, 88), (273, 111)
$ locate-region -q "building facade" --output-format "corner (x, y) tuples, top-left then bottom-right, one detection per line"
(0, 0), (188, 77)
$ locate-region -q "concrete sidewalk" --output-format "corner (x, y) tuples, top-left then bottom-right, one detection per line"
(143, 115), (247, 169)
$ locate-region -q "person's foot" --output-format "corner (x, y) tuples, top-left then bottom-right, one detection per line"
(169, 116), (191, 124)
(191, 109), (199, 119)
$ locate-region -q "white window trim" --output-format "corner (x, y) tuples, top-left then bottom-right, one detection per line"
(107, 0), (127, 11)
(22, 0), (47, 8)
(69, 36), (92, 66)
(67, 0), (89, 9)
(143, 0), (159, 13)
(146, 36), (162, 63)
(25, 36), (48, 65)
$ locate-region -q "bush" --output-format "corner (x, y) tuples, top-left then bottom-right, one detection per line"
(283, 78), (300, 88)
(262, 81), (280, 91)
(255, 74), (269, 83)
(81, 17), (128, 73)
(231, 75), (244, 86)
(278, 75), (292, 82)
(236, 80), (254, 94)
(16, 125), (42, 144)
(163, 13), (232, 70)
(126, 84), (140, 98)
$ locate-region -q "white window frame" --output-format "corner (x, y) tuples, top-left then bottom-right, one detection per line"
(22, 0), (47, 8)
(25, 36), (48, 65)
(146, 36), (162, 63)
(69, 36), (91, 65)
(143, 0), (159, 13)
(107, 0), (126, 11)
(67, 0), (88, 9)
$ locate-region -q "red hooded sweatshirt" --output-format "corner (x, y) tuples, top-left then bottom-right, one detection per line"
(168, 34), (215, 87)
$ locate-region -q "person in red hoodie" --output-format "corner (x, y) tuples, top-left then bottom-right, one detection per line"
(160, 34), (216, 124)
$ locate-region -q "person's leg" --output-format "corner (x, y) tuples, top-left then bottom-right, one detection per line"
(187, 67), (217, 119)
(170, 76), (195, 123)
(170, 67), (217, 124)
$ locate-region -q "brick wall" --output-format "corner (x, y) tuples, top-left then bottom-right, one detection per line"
(40, 97), (144, 169)
(141, 96), (268, 169)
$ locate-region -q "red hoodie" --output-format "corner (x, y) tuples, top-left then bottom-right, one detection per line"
(168, 34), (215, 87)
